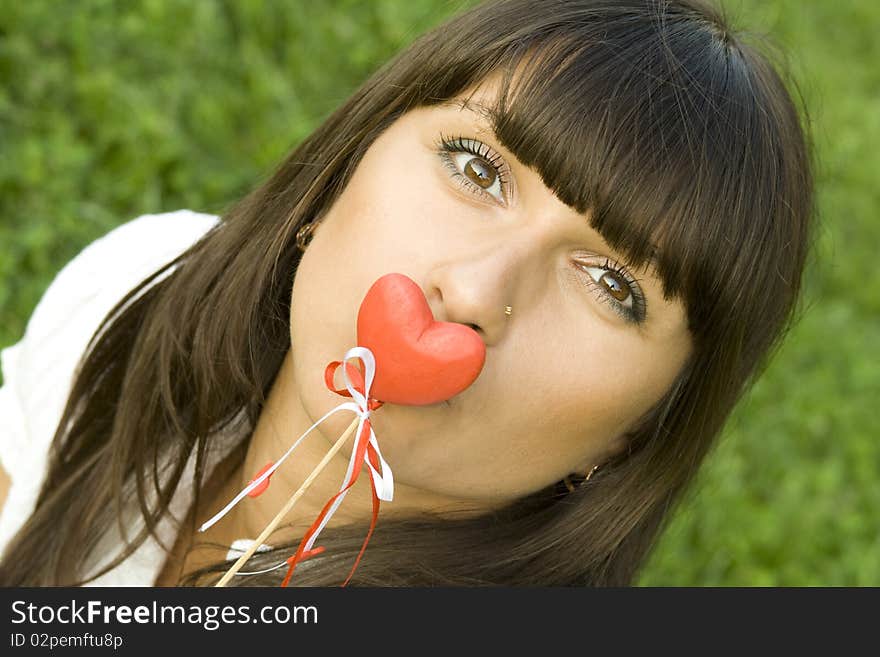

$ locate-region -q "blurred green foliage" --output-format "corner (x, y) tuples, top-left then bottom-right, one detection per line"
(0, 1), (876, 585)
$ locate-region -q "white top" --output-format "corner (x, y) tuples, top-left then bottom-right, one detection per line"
(0, 209), (235, 585)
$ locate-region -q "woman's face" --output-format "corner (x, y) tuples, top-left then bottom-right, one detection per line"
(289, 76), (692, 507)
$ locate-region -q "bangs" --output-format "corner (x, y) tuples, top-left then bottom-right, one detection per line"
(421, 15), (782, 338)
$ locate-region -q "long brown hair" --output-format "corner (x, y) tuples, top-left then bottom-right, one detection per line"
(0, 0), (815, 586)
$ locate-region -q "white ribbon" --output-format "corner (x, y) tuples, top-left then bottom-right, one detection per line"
(199, 346), (393, 534)
(297, 346), (394, 554)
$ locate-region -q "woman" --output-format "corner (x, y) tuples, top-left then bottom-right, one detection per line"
(0, 0), (814, 586)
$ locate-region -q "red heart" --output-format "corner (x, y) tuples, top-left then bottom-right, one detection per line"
(356, 273), (486, 406)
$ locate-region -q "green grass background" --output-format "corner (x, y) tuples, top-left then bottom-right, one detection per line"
(1, 1), (876, 585)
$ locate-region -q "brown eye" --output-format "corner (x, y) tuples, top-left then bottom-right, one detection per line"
(435, 134), (510, 205)
(599, 270), (631, 302)
(463, 157), (496, 189)
(579, 260), (646, 324)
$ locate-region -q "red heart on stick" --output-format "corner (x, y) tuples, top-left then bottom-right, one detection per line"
(356, 273), (486, 406)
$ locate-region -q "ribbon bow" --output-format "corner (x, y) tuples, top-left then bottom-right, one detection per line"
(281, 346), (393, 586)
(199, 346), (394, 586)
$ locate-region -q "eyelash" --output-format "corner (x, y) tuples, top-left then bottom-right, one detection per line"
(433, 132), (646, 325)
(433, 133), (512, 204)
(578, 258), (647, 325)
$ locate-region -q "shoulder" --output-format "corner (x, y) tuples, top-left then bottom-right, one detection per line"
(0, 209), (219, 555)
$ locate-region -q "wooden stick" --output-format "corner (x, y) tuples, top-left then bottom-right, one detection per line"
(215, 415), (361, 587)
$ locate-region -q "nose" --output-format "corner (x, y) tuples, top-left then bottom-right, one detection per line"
(423, 228), (547, 345)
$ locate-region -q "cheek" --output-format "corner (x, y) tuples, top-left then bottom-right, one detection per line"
(496, 324), (685, 472)
(289, 146), (408, 345)
(286, 152), (437, 424)
(287, 211), (373, 421)
(334, 132), (455, 258)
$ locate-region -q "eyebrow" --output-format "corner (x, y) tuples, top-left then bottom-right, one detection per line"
(437, 98), (663, 276)
(437, 98), (502, 128)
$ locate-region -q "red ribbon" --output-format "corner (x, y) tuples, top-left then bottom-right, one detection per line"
(279, 359), (384, 587)
(324, 358), (384, 411)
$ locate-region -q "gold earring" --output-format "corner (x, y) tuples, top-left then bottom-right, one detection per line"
(562, 464), (600, 494)
(504, 305), (513, 317)
(295, 222), (318, 251)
